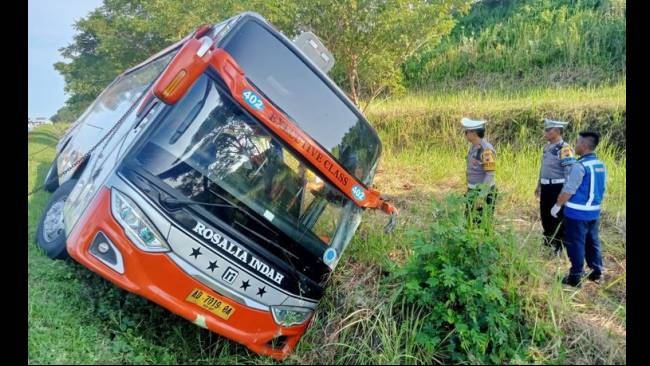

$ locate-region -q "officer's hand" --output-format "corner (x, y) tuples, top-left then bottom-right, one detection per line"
(534, 186), (540, 199)
(550, 204), (561, 218)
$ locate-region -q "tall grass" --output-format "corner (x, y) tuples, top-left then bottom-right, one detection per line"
(403, 0), (626, 89)
(368, 82), (626, 150)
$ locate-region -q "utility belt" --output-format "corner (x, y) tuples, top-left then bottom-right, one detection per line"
(540, 178), (565, 185)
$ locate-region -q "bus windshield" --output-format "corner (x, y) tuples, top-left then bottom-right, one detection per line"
(132, 74), (356, 261)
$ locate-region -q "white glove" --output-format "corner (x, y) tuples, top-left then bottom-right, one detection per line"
(550, 204), (561, 218)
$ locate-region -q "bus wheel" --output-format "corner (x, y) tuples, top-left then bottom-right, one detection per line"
(36, 179), (77, 260)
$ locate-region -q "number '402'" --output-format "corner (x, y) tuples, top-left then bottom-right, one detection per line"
(243, 90), (264, 110)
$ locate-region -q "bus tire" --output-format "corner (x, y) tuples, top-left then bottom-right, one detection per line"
(36, 179), (77, 260)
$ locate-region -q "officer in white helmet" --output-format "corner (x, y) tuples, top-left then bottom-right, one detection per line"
(535, 118), (577, 254)
(461, 117), (497, 225)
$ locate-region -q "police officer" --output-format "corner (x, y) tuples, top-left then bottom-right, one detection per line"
(535, 118), (577, 253)
(551, 131), (606, 287)
(461, 118), (497, 224)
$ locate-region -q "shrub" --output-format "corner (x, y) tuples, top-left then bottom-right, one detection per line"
(395, 194), (532, 363)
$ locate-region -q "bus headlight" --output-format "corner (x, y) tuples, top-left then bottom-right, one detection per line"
(270, 306), (313, 327)
(111, 188), (169, 252)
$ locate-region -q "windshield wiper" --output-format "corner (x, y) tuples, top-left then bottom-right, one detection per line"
(159, 194), (277, 235)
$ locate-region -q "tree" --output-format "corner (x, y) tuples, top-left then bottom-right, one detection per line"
(53, 0), (245, 122)
(259, 0), (473, 110)
(50, 102), (89, 123)
(54, 0), (471, 118)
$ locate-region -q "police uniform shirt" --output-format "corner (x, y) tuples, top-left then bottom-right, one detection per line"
(466, 139), (496, 187)
(538, 139), (576, 186)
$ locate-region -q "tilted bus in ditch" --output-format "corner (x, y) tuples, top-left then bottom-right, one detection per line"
(36, 12), (396, 359)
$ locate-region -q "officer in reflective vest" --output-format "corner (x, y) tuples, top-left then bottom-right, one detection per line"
(461, 117), (497, 225)
(551, 131), (606, 287)
(535, 118), (577, 253)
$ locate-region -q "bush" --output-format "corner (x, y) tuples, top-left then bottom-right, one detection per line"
(394, 194), (531, 363)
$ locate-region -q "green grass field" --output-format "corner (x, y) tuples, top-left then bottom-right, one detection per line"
(28, 84), (626, 364)
(402, 0), (625, 90)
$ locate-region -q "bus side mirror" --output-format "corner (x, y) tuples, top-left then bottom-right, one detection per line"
(153, 36), (214, 104)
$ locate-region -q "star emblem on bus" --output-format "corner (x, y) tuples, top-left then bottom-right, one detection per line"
(190, 247), (202, 259)
(256, 287), (266, 297)
(240, 280), (250, 291)
(207, 260), (218, 272)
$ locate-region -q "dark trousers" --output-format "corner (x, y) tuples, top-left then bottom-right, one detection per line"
(465, 186), (497, 225)
(540, 183), (564, 251)
(563, 217), (604, 277)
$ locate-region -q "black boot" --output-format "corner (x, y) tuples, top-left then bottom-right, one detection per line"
(561, 274), (582, 287)
(587, 270), (603, 284)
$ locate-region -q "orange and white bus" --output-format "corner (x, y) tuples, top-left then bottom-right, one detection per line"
(36, 12), (396, 360)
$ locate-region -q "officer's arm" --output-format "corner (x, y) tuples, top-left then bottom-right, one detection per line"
(472, 149), (495, 198)
(562, 164), (573, 179)
(556, 192), (572, 206)
(557, 163), (585, 206)
(559, 145), (577, 179)
(481, 148), (496, 186)
(481, 168), (496, 195)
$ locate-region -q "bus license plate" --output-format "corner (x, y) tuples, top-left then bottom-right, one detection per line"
(185, 288), (236, 320)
